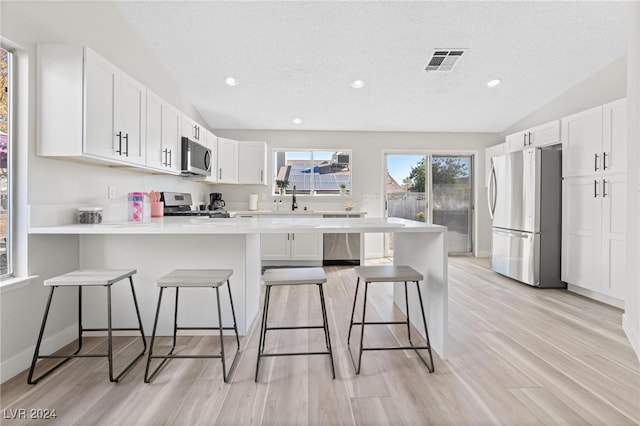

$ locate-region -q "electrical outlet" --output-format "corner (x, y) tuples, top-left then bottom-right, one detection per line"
(108, 185), (116, 199)
(374, 193), (380, 201)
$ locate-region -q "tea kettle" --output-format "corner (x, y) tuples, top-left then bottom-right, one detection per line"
(209, 193), (226, 210)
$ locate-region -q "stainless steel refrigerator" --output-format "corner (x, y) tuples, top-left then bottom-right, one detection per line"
(487, 147), (564, 288)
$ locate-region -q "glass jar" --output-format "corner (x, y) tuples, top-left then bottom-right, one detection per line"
(78, 207), (103, 224)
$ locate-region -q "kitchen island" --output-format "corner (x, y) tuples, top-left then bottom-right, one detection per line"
(29, 216), (448, 357)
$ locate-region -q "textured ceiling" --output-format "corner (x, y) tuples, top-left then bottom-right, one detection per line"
(114, 1), (627, 133)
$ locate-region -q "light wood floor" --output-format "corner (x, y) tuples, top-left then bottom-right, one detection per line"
(2, 257), (639, 425)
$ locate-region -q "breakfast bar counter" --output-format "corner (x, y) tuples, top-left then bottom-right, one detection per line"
(29, 216), (448, 357)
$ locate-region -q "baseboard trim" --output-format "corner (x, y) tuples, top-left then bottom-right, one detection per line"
(1, 324), (77, 384)
(623, 313), (640, 362)
(567, 284), (625, 309)
(475, 250), (490, 257)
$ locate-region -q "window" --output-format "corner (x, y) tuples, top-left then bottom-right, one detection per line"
(273, 149), (352, 196)
(1, 46), (11, 277)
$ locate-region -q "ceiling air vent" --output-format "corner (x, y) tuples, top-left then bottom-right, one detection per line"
(425, 49), (465, 72)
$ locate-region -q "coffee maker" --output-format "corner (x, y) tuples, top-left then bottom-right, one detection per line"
(209, 193), (226, 210)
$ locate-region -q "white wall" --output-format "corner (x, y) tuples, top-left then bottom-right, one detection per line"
(501, 56), (627, 137)
(212, 129), (500, 258)
(623, 1), (640, 360)
(0, 1), (211, 382)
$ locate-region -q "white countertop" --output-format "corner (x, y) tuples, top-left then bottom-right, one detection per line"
(29, 216), (445, 235)
(232, 210), (366, 216)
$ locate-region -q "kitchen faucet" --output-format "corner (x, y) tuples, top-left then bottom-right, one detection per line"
(292, 185), (298, 210)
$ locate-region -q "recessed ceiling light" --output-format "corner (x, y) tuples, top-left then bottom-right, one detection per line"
(225, 77), (238, 86)
(292, 118), (302, 124)
(487, 79), (501, 87)
(350, 80), (365, 89)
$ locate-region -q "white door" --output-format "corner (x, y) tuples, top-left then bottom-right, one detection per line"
(562, 105), (603, 178)
(84, 48), (118, 159)
(600, 174), (626, 299)
(561, 176), (602, 291)
(602, 98), (627, 175)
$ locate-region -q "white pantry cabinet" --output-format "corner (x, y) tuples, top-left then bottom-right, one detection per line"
(562, 99), (627, 178)
(562, 169), (627, 306)
(38, 45), (146, 166)
(146, 90), (181, 174)
(505, 120), (560, 153)
(238, 141), (267, 185)
(216, 137), (239, 184)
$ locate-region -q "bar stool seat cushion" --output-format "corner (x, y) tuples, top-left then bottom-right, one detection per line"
(354, 265), (423, 282)
(262, 267), (327, 286)
(155, 269), (233, 288)
(44, 269), (137, 286)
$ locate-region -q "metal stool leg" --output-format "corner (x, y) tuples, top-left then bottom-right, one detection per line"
(404, 281), (412, 344)
(144, 287), (167, 383)
(355, 282), (369, 375)
(347, 277), (361, 345)
(128, 276), (147, 353)
(318, 283), (335, 379)
(255, 285), (272, 382)
(415, 280), (434, 373)
(28, 286), (81, 384)
(220, 280), (240, 383)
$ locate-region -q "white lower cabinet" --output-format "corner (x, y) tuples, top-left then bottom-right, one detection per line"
(261, 215), (323, 265)
(562, 174), (626, 306)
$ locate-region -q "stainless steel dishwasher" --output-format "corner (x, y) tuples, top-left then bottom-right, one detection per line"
(323, 214), (361, 265)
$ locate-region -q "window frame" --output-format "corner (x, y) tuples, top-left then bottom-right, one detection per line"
(272, 148), (352, 197)
(0, 45), (12, 279)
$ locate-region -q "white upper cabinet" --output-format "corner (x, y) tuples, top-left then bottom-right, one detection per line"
(203, 130), (219, 183)
(146, 90), (181, 174)
(506, 120), (560, 153)
(562, 105), (604, 177)
(181, 114), (207, 145)
(238, 141), (267, 185)
(38, 45), (147, 166)
(602, 98), (627, 175)
(562, 99), (626, 178)
(216, 137), (239, 184)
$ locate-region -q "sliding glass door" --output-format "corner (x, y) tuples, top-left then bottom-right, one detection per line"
(384, 153), (473, 255)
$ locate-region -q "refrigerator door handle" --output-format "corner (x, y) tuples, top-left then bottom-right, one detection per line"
(493, 229), (531, 239)
(487, 163), (497, 219)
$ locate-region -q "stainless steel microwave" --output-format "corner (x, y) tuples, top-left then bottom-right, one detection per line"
(180, 137), (211, 176)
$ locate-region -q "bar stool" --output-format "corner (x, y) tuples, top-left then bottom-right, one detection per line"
(347, 265), (434, 374)
(144, 269), (240, 383)
(256, 267), (335, 382)
(28, 269), (146, 384)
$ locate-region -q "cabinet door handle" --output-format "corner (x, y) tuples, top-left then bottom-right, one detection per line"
(602, 179), (607, 198)
(528, 132), (532, 146)
(594, 179), (599, 198)
(162, 148), (167, 166)
(287, 233), (290, 241)
(116, 131), (123, 155)
(603, 152), (608, 170)
(123, 133), (129, 156)
(292, 233), (295, 241)
(594, 153), (599, 171)
(168, 149), (172, 168)
(260, 170), (264, 182)
(219, 168), (222, 180)
(523, 133), (527, 147)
